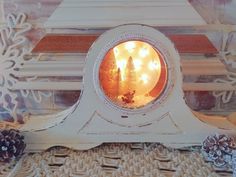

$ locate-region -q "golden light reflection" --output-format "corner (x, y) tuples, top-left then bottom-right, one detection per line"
(139, 47), (149, 58)
(114, 47), (119, 57)
(133, 59), (142, 70)
(140, 73), (149, 84)
(116, 59), (127, 70)
(148, 60), (160, 70)
(125, 41), (136, 53)
(99, 40), (167, 108)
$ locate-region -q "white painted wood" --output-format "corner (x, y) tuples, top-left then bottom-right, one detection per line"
(44, 0), (206, 28)
(181, 57), (228, 75)
(19, 25), (235, 152)
(18, 64), (226, 77)
(18, 57), (227, 78)
(24, 58), (222, 69)
(79, 112), (182, 135)
(25, 53), (86, 62)
(21, 64), (84, 71)
(12, 54), (231, 93)
(12, 81), (82, 91)
(16, 69), (83, 77)
(22, 61), (85, 68)
(195, 24), (236, 32)
(12, 81), (234, 92)
(21, 106), (76, 131)
(182, 67), (228, 75)
(181, 58), (224, 66)
(183, 83), (235, 91)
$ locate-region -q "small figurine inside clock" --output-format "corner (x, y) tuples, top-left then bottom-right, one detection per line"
(99, 41), (168, 109)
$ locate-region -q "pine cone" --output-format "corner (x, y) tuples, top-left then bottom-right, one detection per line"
(202, 134), (236, 167)
(0, 129), (26, 162)
(232, 151), (236, 175)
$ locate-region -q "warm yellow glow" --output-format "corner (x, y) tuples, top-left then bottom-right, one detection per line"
(148, 60), (160, 70)
(139, 47), (149, 58)
(113, 47), (119, 57)
(116, 59), (127, 70)
(125, 41), (136, 53)
(140, 74), (149, 84)
(133, 59), (142, 70)
(99, 40), (167, 109)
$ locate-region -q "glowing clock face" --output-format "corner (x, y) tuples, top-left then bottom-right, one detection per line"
(99, 40), (168, 109)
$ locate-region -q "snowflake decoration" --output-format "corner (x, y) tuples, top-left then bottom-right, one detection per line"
(213, 72), (236, 103)
(20, 76), (52, 104)
(214, 30), (236, 104)
(0, 13), (32, 122)
(0, 13), (53, 124)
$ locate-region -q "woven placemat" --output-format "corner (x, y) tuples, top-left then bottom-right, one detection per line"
(1, 143), (232, 177)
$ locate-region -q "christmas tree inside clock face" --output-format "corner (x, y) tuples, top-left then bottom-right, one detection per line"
(99, 41), (167, 109)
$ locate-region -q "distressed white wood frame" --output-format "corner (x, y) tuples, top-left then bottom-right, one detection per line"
(44, 0), (206, 29)
(13, 56), (233, 92)
(19, 25), (235, 151)
(0, 13), (235, 150)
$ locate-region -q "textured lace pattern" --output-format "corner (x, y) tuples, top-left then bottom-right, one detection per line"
(1, 143), (233, 177)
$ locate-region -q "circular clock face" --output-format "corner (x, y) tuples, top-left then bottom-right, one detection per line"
(99, 40), (168, 109)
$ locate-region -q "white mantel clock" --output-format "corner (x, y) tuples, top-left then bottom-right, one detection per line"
(19, 24), (236, 151)
(0, 0), (235, 151)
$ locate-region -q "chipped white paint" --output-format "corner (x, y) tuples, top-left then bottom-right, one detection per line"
(44, 0), (206, 28)
(0, 13), (235, 151)
(13, 56), (232, 91)
(18, 25), (235, 151)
